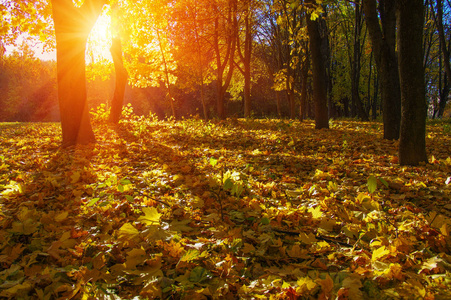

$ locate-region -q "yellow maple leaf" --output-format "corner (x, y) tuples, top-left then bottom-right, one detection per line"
(138, 207), (161, 226)
(372, 246), (390, 261)
(296, 277), (317, 295)
(118, 223), (139, 240)
(308, 206), (323, 219)
(179, 249), (200, 262)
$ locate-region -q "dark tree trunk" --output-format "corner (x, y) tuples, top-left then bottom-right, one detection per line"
(351, 1), (369, 121)
(300, 49), (309, 121)
(156, 30), (177, 119)
(430, 0), (451, 118)
(372, 70), (379, 120)
(243, 9), (252, 118)
(235, 1), (252, 118)
(438, 73), (450, 118)
(109, 38), (127, 124)
(431, 0), (451, 87)
(276, 92), (282, 118)
(286, 78), (296, 119)
(363, 0), (401, 140)
(397, 0), (428, 165)
(213, 0), (237, 120)
(307, 14), (329, 129)
(51, 0), (105, 147)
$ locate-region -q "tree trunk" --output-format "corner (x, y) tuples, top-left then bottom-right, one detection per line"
(286, 75), (296, 119)
(397, 0), (427, 165)
(51, 0), (105, 147)
(194, 22), (208, 120)
(351, 1), (369, 121)
(432, 0), (451, 87)
(213, 2), (236, 120)
(430, 0), (451, 118)
(276, 92), (282, 118)
(438, 73), (450, 118)
(156, 30), (177, 119)
(109, 37), (127, 124)
(363, 0), (401, 140)
(300, 50), (309, 121)
(307, 14), (329, 129)
(243, 9), (252, 118)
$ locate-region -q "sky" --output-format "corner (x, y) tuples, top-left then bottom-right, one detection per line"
(4, 38), (56, 61)
(3, 8), (112, 62)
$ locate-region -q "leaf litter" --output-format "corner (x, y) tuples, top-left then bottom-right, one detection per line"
(0, 116), (450, 299)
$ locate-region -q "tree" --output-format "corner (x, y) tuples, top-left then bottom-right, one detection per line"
(429, 0), (451, 118)
(350, 0), (369, 121)
(235, 0), (255, 118)
(109, 37), (127, 124)
(306, 2), (329, 129)
(362, 0), (401, 140)
(397, 0), (428, 165)
(211, 0), (238, 119)
(51, 0), (106, 146)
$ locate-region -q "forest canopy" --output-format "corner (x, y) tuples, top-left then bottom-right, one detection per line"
(1, 0), (450, 122)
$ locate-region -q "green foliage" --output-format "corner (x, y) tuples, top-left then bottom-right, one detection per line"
(367, 175), (377, 194)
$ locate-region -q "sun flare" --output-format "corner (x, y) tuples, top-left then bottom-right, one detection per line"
(86, 8), (113, 63)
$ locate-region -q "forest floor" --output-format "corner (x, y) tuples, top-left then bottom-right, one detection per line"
(0, 114), (450, 299)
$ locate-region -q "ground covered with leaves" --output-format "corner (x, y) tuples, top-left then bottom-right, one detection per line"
(1, 112), (451, 299)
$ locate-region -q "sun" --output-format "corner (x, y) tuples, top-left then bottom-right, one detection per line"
(86, 7), (113, 63)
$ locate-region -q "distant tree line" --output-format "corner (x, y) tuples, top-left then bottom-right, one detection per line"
(1, 1), (449, 124)
(2, 0), (450, 164)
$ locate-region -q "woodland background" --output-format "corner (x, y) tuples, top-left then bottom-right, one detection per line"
(0, 0), (450, 122)
(0, 0), (451, 298)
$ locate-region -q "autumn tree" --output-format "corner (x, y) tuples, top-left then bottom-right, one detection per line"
(362, 0), (401, 140)
(212, 0), (238, 119)
(52, 0), (106, 146)
(397, 0), (428, 165)
(235, 0), (256, 118)
(256, 0), (308, 119)
(170, 0), (215, 119)
(306, 1), (329, 129)
(349, 1), (369, 121)
(428, 0), (451, 118)
(0, 46), (58, 121)
(109, 37), (127, 124)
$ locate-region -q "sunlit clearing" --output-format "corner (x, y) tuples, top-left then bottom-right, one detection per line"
(86, 8), (113, 64)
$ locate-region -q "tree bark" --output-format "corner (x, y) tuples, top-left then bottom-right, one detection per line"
(363, 0), (401, 140)
(241, 5), (253, 118)
(307, 13), (329, 129)
(430, 0), (451, 118)
(109, 37), (127, 124)
(299, 49), (309, 121)
(156, 29), (176, 119)
(351, 1), (369, 121)
(213, 0), (237, 120)
(431, 0), (451, 87)
(51, 0), (105, 147)
(397, 0), (428, 165)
